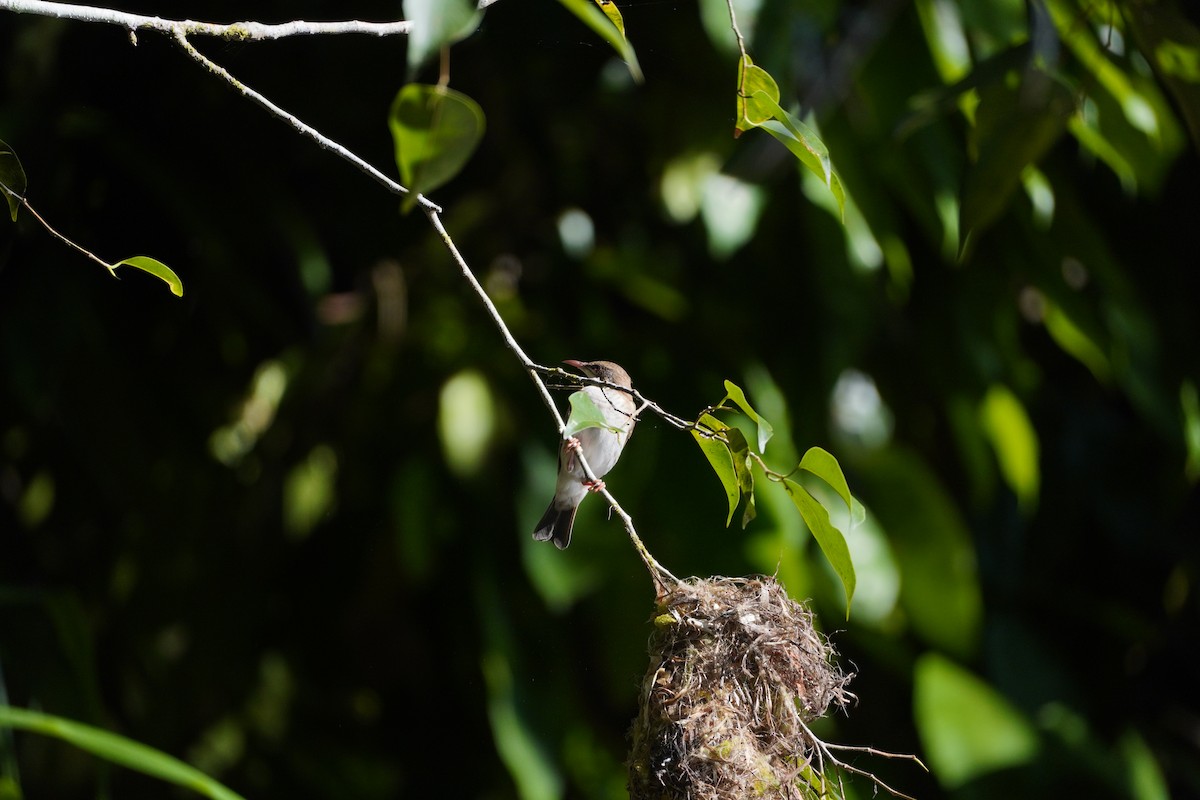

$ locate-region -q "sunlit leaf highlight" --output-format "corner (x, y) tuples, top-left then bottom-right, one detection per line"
(556, 0), (643, 82)
(113, 256), (183, 297)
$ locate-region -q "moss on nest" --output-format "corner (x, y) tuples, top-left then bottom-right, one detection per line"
(628, 575), (854, 800)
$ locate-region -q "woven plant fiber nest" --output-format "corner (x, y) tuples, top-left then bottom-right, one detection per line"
(628, 575), (853, 800)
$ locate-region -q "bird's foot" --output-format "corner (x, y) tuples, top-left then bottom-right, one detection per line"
(563, 436), (581, 470)
(582, 478), (606, 493)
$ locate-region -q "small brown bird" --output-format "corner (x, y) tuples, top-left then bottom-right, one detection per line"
(533, 360), (637, 549)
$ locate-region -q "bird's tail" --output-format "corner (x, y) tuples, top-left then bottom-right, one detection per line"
(533, 502), (578, 549)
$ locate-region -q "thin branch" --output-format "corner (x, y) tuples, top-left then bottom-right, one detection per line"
(0, 185), (117, 278)
(0, 0), (412, 38)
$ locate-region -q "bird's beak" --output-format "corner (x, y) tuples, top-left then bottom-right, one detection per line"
(562, 359), (585, 371)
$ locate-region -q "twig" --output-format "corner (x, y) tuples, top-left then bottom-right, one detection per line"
(0, 0), (412, 38)
(0, 185), (117, 278)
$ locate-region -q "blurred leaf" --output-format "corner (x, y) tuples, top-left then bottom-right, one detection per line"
(856, 447), (982, 657)
(390, 84), (485, 211)
(691, 414), (740, 526)
(112, 256), (183, 297)
(439, 369), (497, 477)
(403, 0), (481, 76)
(960, 77), (1074, 246)
(979, 385), (1040, 511)
(798, 446), (853, 517)
(555, 0), (643, 82)
(0, 706), (246, 800)
(0, 138), (27, 221)
(1044, 301), (1111, 382)
(735, 54), (780, 132)
(782, 478), (856, 615)
(722, 379), (774, 451)
(913, 654), (1038, 788)
(283, 445), (337, 539)
(1125, 0), (1200, 151)
(1182, 381), (1200, 483)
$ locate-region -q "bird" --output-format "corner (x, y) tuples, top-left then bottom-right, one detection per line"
(533, 360), (637, 549)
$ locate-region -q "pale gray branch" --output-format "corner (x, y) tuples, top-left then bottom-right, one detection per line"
(0, 0), (412, 38)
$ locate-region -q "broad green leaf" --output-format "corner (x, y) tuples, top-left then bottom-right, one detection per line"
(564, 390), (618, 438)
(555, 0), (643, 83)
(390, 84), (485, 211)
(798, 446), (853, 516)
(782, 478), (856, 615)
(979, 385), (1039, 511)
(692, 413), (740, 526)
(735, 55), (780, 134)
(0, 138), (28, 221)
(722, 379), (774, 452)
(113, 256), (183, 297)
(960, 78), (1074, 247)
(755, 102), (847, 219)
(913, 654), (1037, 788)
(403, 0), (481, 76)
(0, 706), (246, 800)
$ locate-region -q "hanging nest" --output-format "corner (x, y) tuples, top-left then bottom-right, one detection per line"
(628, 575), (855, 800)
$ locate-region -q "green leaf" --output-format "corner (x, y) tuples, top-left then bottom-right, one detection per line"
(754, 100), (847, 219)
(403, 0), (481, 76)
(564, 390), (617, 438)
(113, 256), (183, 297)
(978, 385), (1040, 511)
(798, 446), (853, 516)
(692, 414), (740, 526)
(913, 654), (1037, 788)
(721, 379), (774, 452)
(0, 705), (246, 800)
(555, 0), (643, 82)
(782, 478), (856, 614)
(390, 84), (486, 211)
(735, 54), (780, 133)
(0, 138), (28, 222)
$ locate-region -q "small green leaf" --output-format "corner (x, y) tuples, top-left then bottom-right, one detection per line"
(798, 446), (853, 516)
(403, 0), (481, 76)
(390, 84), (486, 211)
(722, 379), (774, 452)
(782, 478), (856, 614)
(0, 705), (246, 800)
(0, 138), (29, 222)
(556, 0), (643, 82)
(692, 414), (740, 526)
(735, 55), (781, 133)
(754, 99), (846, 219)
(113, 256), (183, 297)
(564, 390), (618, 438)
